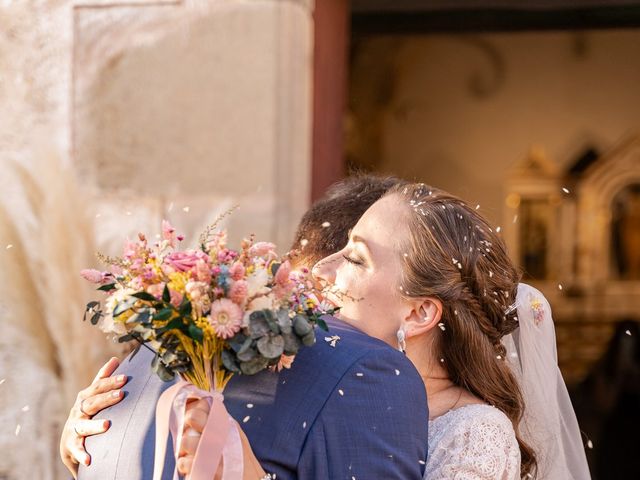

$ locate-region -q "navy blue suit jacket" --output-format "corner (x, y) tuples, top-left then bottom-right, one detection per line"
(79, 317), (429, 479)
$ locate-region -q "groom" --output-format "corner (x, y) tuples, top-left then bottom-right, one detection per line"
(70, 175), (429, 479)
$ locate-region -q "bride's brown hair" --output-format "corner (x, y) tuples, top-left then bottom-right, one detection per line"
(389, 184), (537, 479)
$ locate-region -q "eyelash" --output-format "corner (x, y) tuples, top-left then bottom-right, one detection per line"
(342, 254), (364, 266)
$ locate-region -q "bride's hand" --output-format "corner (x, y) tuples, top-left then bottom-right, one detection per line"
(177, 398), (215, 477)
(59, 357), (128, 478)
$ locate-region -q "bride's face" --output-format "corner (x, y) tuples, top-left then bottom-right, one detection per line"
(313, 194), (411, 346)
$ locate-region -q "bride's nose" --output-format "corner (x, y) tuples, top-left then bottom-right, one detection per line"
(312, 252), (339, 287)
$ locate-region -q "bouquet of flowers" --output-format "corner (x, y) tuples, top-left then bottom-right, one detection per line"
(82, 219), (332, 392)
(81, 218), (333, 479)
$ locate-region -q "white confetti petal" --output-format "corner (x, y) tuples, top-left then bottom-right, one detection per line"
(475, 204), (480, 210)
(489, 271), (494, 278)
(21, 405), (29, 412)
(302, 421), (307, 429)
(558, 284), (563, 290)
(300, 239), (309, 247)
(625, 330), (632, 336)
(496, 226), (501, 233)
(14, 424), (21, 436)
(247, 403), (254, 409)
(321, 222), (331, 228)
(587, 440), (593, 449)
(5, 244), (13, 250)
(183, 206), (190, 213)
(562, 187), (570, 194)
(356, 372), (364, 377)
(394, 369), (400, 376)
(338, 389), (344, 396)
(0, 379), (5, 386)
(438, 323), (445, 331)
(243, 416), (250, 423)
(419, 460), (426, 465)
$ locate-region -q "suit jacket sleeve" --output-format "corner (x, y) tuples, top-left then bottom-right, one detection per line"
(297, 347), (429, 479)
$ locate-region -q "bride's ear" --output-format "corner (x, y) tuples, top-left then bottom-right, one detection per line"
(403, 297), (442, 339)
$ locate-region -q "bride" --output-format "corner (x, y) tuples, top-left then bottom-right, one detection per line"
(180, 183), (589, 479)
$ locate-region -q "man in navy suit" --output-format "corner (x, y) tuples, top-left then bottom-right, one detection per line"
(63, 175), (429, 479)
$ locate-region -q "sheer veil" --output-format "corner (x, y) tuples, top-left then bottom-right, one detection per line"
(502, 283), (591, 479)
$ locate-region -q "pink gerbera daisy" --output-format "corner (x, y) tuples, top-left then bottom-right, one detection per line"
(209, 299), (243, 338)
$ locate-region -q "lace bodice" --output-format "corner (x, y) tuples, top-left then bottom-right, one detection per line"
(424, 404), (521, 480)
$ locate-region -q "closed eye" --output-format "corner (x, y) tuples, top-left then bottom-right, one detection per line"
(342, 254), (364, 267)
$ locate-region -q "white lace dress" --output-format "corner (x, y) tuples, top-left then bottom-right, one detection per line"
(424, 404), (521, 480)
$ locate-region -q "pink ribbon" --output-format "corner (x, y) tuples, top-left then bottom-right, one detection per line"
(153, 380), (242, 480)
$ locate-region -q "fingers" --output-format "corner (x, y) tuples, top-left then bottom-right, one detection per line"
(73, 419), (111, 437)
(81, 374), (128, 401)
(179, 428), (201, 456)
(176, 455), (193, 476)
(68, 440), (91, 468)
(79, 389), (124, 417)
(184, 406), (209, 434)
(92, 357), (120, 383)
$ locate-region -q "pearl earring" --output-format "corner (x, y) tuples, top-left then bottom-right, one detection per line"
(396, 328), (406, 353)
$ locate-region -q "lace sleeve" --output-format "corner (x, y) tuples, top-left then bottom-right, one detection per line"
(426, 406), (521, 480)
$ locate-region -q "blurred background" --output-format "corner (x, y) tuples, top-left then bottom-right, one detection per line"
(1, 0), (639, 478)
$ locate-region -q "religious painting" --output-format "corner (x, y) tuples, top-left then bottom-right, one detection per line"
(611, 184), (640, 280)
(519, 198), (551, 279)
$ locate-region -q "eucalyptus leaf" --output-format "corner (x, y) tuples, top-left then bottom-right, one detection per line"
(240, 356), (269, 375)
(156, 361), (175, 382)
(221, 350), (241, 374)
(282, 332), (301, 355)
(257, 335), (285, 359)
(237, 337), (254, 355)
(180, 301), (193, 316)
(277, 309), (292, 334)
(249, 312), (270, 339)
(293, 315), (313, 336)
(97, 283), (116, 292)
(316, 318), (329, 332)
(302, 331), (316, 347)
(237, 346), (257, 362)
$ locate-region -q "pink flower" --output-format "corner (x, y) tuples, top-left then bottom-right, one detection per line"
(162, 220), (177, 247)
(185, 281), (208, 301)
(170, 290), (183, 308)
(80, 269), (112, 284)
(229, 280), (248, 305)
(147, 283), (166, 299)
(229, 262), (245, 281)
(163, 250), (209, 274)
(195, 259), (212, 283)
(208, 299), (243, 338)
(275, 261), (291, 286)
(249, 242), (276, 258)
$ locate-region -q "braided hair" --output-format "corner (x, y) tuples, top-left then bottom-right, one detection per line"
(388, 183), (537, 479)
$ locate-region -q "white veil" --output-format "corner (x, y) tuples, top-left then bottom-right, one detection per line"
(502, 283), (591, 479)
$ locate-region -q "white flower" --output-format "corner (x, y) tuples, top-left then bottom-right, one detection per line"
(246, 269), (270, 297)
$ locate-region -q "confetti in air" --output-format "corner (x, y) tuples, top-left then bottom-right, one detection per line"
(5, 244), (13, 250)
(356, 372), (364, 377)
(243, 416), (250, 423)
(21, 405), (29, 412)
(338, 389), (344, 396)
(303, 421), (307, 429)
(419, 460), (426, 465)
(587, 440), (593, 449)
(394, 369), (400, 376)
(300, 239), (309, 247)
(247, 403), (254, 409)
(15, 424), (21, 436)
(321, 222), (331, 228)
(489, 271), (494, 278)
(0, 379), (5, 386)
(438, 323), (445, 331)
(183, 206), (190, 213)
(324, 335), (341, 347)
(558, 284), (563, 291)
(625, 330), (632, 336)
(562, 187), (570, 194)
(475, 204), (480, 210)
(496, 226), (501, 233)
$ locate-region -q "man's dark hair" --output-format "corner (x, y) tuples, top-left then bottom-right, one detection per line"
(289, 173), (406, 267)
